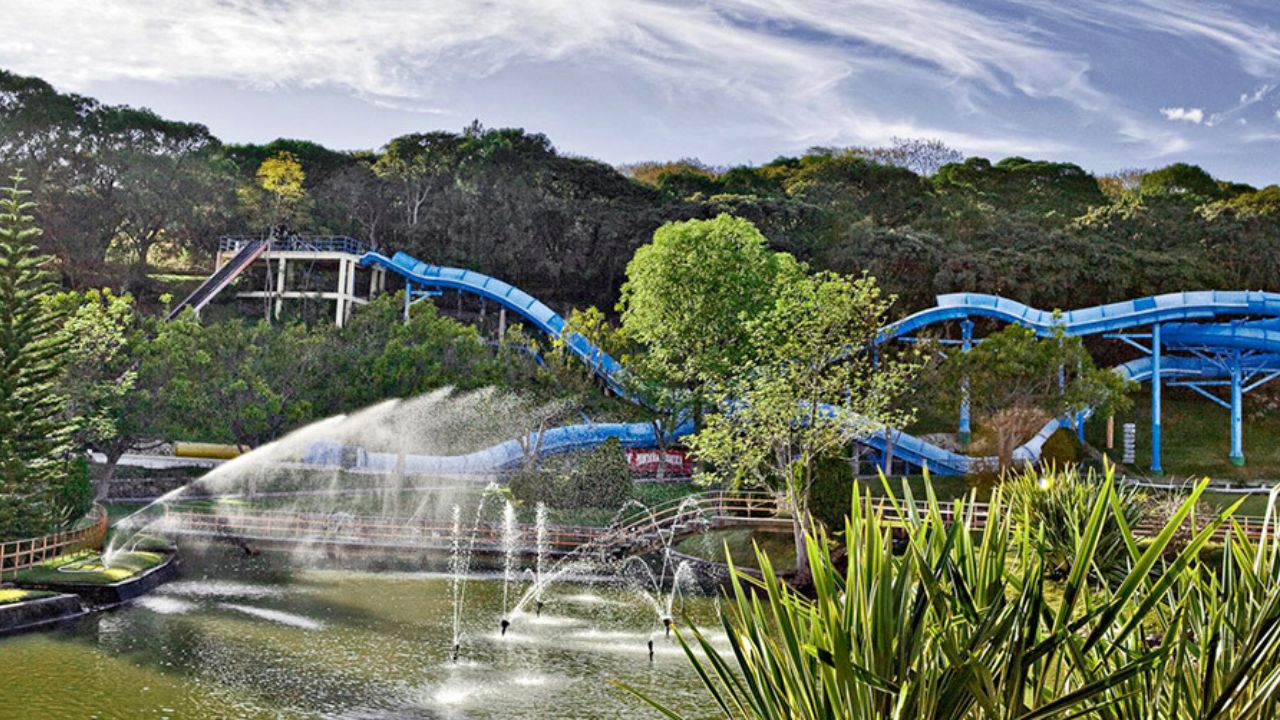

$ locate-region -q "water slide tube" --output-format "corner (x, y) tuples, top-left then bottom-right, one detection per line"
(302, 252), (1280, 475)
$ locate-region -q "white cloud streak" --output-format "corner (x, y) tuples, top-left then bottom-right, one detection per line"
(0, 0), (1269, 161)
(0, 0), (1103, 156)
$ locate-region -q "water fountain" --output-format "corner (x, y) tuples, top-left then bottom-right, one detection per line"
(67, 386), (739, 717)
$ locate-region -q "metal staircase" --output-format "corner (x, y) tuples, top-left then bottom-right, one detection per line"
(167, 240), (267, 320)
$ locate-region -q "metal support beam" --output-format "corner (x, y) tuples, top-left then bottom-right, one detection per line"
(959, 320), (973, 445)
(1151, 323), (1163, 475)
(1231, 364), (1244, 466)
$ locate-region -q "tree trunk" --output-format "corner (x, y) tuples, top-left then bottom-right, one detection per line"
(790, 493), (810, 577)
(94, 450), (124, 502)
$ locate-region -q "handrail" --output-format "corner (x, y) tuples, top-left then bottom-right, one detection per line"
(156, 489), (1276, 553)
(0, 506), (108, 579)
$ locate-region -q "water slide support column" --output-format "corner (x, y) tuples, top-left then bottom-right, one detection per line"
(1151, 323), (1163, 475)
(1231, 363), (1245, 466)
(958, 319), (973, 445)
(274, 256), (286, 320)
(403, 279), (414, 323)
(335, 257), (349, 327)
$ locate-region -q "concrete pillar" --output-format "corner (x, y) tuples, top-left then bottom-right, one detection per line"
(1231, 364), (1244, 466)
(1151, 323), (1163, 475)
(335, 258), (348, 327)
(274, 257), (287, 320)
(498, 307), (507, 341)
(345, 257), (357, 324)
(958, 319), (973, 445)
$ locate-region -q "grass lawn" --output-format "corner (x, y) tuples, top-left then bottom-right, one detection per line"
(15, 551), (167, 587)
(675, 528), (797, 569)
(1091, 392), (1280, 480)
(0, 589), (56, 605)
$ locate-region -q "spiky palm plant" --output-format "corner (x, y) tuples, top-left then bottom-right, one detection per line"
(622, 466), (1280, 719)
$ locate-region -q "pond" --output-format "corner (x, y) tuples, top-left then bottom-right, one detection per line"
(0, 543), (722, 719)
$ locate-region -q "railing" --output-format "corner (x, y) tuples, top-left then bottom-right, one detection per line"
(219, 235), (369, 256)
(0, 506), (109, 580)
(156, 490), (1277, 557)
(162, 507), (604, 552)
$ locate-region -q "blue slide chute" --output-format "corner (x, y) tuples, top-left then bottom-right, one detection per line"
(303, 251), (1280, 476)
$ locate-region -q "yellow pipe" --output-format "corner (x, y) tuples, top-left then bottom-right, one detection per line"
(174, 442), (251, 460)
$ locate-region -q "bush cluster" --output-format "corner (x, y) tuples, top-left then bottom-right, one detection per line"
(507, 438), (632, 510)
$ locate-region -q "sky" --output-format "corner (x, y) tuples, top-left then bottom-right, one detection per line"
(1, 1), (1279, 184)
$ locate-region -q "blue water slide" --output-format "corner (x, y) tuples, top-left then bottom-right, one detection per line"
(311, 251), (1280, 476)
(303, 419), (695, 473)
(362, 252), (628, 396)
(882, 290), (1280, 342)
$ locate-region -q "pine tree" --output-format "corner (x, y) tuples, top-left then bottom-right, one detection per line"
(0, 173), (73, 539)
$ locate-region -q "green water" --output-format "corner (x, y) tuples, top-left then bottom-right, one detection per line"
(0, 543), (721, 719)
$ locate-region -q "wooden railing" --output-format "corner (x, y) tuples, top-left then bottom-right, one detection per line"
(0, 506), (109, 580)
(158, 491), (1277, 557)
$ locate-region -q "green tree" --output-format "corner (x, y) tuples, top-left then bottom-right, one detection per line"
(617, 214), (803, 424)
(49, 288), (150, 499)
(0, 175), (75, 538)
(1138, 162), (1221, 199)
(689, 271), (918, 573)
(940, 323), (1132, 469)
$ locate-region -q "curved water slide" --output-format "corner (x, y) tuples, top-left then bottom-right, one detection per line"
(319, 252), (1280, 476)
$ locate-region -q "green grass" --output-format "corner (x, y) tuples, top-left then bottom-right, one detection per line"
(1091, 392), (1280, 480)
(675, 528), (796, 569)
(0, 589), (56, 605)
(15, 551), (166, 587)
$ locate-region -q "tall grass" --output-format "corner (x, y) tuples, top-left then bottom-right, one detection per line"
(623, 465), (1280, 718)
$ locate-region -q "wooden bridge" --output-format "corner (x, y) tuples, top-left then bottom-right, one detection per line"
(157, 492), (787, 558)
(154, 490), (1275, 559)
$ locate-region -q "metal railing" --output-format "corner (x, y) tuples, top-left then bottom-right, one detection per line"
(219, 235), (369, 256)
(0, 506), (109, 579)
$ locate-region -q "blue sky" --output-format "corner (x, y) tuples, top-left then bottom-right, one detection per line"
(2, 1), (1279, 184)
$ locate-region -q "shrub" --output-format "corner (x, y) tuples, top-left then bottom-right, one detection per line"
(1004, 463), (1145, 582)
(507, 467), (559, 508)
(1038, 426), (1082, 465)
(626, 467), (1279, 719)
(507, 438), (633, 510)
(54, 456), (93, 526)
(806, 455), (855, 532)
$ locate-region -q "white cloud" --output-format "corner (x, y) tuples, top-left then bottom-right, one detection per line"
(1024, 1), (1280, 78)
(1161, 107), (1205, 124)
(0, 0), (1106, 157)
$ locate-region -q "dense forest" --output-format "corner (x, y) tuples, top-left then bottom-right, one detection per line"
(5, 69), (1280, 320)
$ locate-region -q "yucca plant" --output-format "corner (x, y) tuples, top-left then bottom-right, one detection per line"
(621, 465), (1280, 718)
(1002, 463), (1146, 583)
